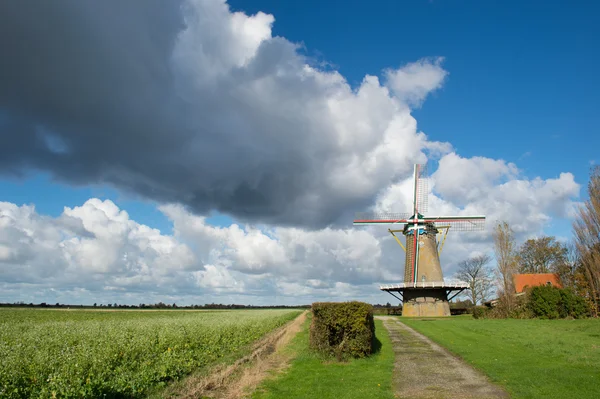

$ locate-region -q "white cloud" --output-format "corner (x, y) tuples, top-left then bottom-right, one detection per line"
(0, 162), (582, 305)
(384, 57), (449, 107)
(0, 199), (196, 297)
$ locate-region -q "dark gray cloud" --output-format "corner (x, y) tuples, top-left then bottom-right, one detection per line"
(0, 0), (444, 229)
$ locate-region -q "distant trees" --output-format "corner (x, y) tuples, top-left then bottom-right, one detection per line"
(456, 254), (494, 305)
(573, 165), (600, 316)
(516, 236), (567, 274)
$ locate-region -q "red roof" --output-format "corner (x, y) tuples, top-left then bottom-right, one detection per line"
(513, 273), (562, 293)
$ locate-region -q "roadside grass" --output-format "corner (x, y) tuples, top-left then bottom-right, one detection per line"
(401, 317), (600, 399)
(252, 314), (395, 399)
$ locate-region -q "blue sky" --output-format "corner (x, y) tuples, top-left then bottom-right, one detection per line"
(0, 0), (597, 304)
(229, 0), (600, 180)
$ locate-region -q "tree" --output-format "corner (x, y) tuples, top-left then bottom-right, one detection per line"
(493, 221), (518, 314)
(573, 166), (600, 316)
(554, 241), (581, 289)
(455, 254), (494, 305)
(516, 236), (568, 274)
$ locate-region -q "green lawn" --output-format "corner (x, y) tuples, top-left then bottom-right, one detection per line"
(401, 317), (600, 399)
(252, 316), (395, 399)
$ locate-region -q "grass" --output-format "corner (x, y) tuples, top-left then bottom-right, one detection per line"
(252, 315), (395, 399)
(0, 308), (300, 398)
(401, 317), (600, 399)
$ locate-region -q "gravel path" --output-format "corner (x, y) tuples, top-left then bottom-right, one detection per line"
(378, 316), (509, 399)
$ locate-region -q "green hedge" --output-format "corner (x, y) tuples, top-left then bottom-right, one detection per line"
(309, 301), (375, 360)
(472, 306), (488, 319)
(528, 285), (589, 319)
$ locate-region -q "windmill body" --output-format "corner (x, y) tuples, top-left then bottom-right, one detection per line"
(354, 164), (486, 317)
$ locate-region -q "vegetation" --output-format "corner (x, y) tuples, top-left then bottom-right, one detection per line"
(455, 254), (494, 305)
(309, 302), (375, 360)
(492, 221), (518, 315)
(471, 306), (487, 319)
(254, 315), (394, 399)
(573, 165), (600, 316)
(528, 285), (589, 319)
(516, 236), (568, 274)
(402, 317), (600, 398)
(0, 308), (300, 398)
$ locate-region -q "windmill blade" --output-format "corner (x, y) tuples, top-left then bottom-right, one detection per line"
(353, 212), (411, 225)
(414, 164), (428, 215)
(423, 216), (486, 231)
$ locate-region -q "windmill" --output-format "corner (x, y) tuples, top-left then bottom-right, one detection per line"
(353, 164), (486, 317)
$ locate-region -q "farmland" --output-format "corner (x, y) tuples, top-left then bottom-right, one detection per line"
(0, 308), (301, 398)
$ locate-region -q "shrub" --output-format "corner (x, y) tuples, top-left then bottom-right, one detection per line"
(309, 301), (375, 360)
(472, 306), (488, 319)
(528, 285), (590, 319)
(559, 288), (590, 318)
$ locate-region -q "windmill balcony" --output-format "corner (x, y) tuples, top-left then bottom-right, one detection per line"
(380, 280), (470, 290)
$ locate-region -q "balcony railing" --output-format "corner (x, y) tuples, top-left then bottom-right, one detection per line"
(379, 280), (469, 290)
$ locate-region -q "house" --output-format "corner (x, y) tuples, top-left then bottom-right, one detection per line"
(483, 273), (563, 308)
(513, 273), (562, 294)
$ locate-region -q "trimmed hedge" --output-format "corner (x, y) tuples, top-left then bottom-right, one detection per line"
(309, 301), (375, 360)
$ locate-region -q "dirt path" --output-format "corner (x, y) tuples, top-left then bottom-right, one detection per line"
(377, 316), (509, 399)
(167, 310), (307, 399)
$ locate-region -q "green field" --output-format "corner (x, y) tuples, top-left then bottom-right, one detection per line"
(253, 316), (395, 399)
(0, 308), (300, 398)
(402, 317), (600, 399)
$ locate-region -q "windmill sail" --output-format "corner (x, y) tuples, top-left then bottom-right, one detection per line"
(414, 163), (428, 215)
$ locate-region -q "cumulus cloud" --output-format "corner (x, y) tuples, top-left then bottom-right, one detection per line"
(0, 161), (581, 305)
(0, 198), (395, 304)
(375, 153), (580, 238)
(0, 199), (196, 295)
(384, 57), (448, 107)
(0, 0), (451, 229)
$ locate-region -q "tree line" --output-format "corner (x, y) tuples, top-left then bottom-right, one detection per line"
(0, 302), (310, 310)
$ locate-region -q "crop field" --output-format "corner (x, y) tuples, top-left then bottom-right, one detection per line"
(0, 308), (301, 398)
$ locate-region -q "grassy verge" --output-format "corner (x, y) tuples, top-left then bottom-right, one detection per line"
(401, 317), (600, 399)
(252, 314), (395, 399)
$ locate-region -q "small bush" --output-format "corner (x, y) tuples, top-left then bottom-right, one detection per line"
(472, 306), (488, 319)
(528, 285), (590, 319)
(309, 301), (375, 360)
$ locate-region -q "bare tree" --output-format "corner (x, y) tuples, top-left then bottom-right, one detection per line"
(554, 241), (580, 289)
(573, 166), (600, 316)
(455, 254), (494, 305)
(493, 221), (518, 313)
(516, 236), (567, 274)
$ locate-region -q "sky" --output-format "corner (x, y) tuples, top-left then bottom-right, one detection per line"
(0, 0), (598, 306)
